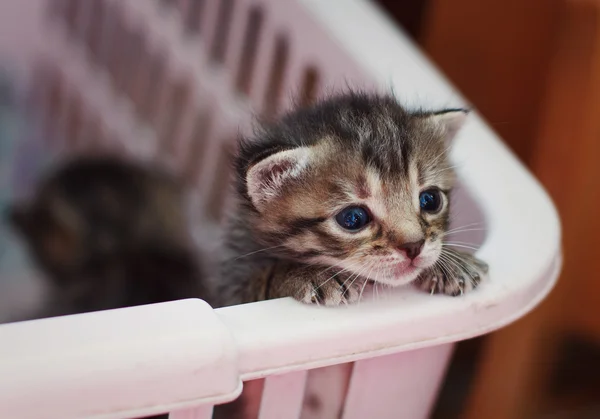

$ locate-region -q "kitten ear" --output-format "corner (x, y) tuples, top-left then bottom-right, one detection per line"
(246, 147), (312, 211)
(426, 109), (469, 143)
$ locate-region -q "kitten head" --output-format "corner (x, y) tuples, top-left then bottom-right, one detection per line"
(237, 93), (467, 286)
(7, 156), (189, 284)
(7, 156), (207, 314)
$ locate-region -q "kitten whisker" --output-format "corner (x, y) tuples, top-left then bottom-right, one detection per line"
(427, 164), (461, 176)
(436, 255), (454, 284)
(359, 263), (376, 303)
(374, 270), (384, 300)
(438, 252), (463, 294)
(233, 244), (287, 261)
(439, 251), (479, 283)
(428, 143), (453, 167)
(314, 264), (339, 277)
(443, 222), (484, 235)
(438, 254), (464, 294)
(342, 262), (368, 291)
(442, 243), (479, 251)
(442, 249), (479, 271)
(443, 240), (480, 247)
(315, 260), (362, 291)
(351, 262), (374, 303)
(440, 228), (486, 238)
(358, 278), (370, 304)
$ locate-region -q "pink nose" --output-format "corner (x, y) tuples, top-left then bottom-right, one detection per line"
(398, 240), (424, 260)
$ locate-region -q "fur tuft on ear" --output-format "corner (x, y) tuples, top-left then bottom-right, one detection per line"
(246, 147), (312, 211)
(427, 109), (469, 143)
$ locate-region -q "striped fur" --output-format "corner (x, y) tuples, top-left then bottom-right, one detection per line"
(217, 92), (488, 307)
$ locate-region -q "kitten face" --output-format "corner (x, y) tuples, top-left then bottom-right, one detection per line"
(238, 93), (466, 286)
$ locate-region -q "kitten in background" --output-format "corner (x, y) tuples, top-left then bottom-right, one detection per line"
(7, 155), (208, 319)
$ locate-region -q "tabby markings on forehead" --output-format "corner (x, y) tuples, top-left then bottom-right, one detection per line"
(409, 160), (421, 209)
(355, 174), (370, 199)
(364, 167), (388, 220)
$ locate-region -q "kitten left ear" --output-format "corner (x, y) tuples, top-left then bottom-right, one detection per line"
(246, 147), (312, 212)
(426, 109), (469, 143)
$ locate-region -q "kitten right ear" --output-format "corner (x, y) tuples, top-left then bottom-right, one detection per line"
(425, 109), (469, 143)
(246, 147), (312, 211)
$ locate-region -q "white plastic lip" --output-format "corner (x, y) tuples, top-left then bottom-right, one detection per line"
(0, 300), (242, 419)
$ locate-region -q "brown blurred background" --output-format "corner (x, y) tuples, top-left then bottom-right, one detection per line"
(373, 0), (600, 418)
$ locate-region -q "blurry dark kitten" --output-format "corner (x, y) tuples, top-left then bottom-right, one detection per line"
(7, 155), (208, 319)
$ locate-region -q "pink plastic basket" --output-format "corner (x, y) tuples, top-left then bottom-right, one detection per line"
(0, 1), (561, 418)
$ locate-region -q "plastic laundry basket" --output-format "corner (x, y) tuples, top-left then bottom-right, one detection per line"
(0, 0), (561, 418)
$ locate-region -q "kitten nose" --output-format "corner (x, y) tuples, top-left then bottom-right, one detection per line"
(398, 240), (425, 260)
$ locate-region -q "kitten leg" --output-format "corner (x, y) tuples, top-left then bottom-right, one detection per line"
(415, 248), (488, 296)
(269, 264), (366, 306)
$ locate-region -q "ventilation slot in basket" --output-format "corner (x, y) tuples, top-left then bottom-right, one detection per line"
(64, 0), (81, 36)
(106, 7), (127, 89)
(128, 42), (154, 116)
(207, 141), (235, 221)
(158, 0), (177, 10)
(47, 0), (65, 21)
(184, 109), (214, 183)
(264, 34), (289, 117)
(185, 0), (205, 34)
(124, 30), (148, 103)
(300, 66), (320, 107)
(160, 77), (193, 156)
(236, 6), (264, 96)
(210, 0), (235, 64)
(141, 51), (168, 125)
(115, 22), (142, 94)
(85, 0), (106, 63)
(122, 28), (146, 98)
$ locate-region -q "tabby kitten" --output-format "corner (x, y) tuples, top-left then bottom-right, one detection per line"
(7, 156), (207, 318)
(218, 92), (487, 307)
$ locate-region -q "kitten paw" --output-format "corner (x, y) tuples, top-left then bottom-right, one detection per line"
(276, 269), (365, 306)
(269, 265), (367, 306)
(416, 250), (488, 296)
(302, 274), (364, 306)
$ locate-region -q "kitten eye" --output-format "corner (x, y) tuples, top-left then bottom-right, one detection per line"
(419, 189), (442, 213)
(335, 206), (371, 231)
